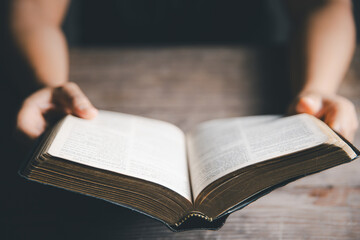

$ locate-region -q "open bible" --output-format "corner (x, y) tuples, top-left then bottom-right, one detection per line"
(20, 110), (359, 231)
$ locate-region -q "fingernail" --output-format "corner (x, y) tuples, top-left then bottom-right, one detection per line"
(78, 105), (88, 111)
(80, 108), (98, 118)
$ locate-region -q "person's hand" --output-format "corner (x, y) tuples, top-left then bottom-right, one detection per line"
(289, 92), (358, 141)
(17, 82), (98, 139)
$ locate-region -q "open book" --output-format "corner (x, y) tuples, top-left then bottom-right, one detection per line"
(20, 110), (359, 231)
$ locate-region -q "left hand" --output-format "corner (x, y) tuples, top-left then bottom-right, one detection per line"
(17, 82), (98, 139)
(289, 92), (358, 141)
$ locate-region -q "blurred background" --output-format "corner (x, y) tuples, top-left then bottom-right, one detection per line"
(62, 0), (289, 46)
(64, 0), (359, 46)
(1, 0), (359, 49)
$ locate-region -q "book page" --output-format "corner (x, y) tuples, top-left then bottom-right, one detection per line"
(48, 110), (191, 201)
(187, 114), (329, 199)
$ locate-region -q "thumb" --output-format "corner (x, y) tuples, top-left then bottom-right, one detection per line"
(295, 95), (323, 116)
(53, 82), (98, 119)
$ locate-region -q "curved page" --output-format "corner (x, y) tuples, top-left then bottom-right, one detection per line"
(48, 110), (192, 201)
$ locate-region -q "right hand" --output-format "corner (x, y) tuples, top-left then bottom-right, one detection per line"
(288, 92), (358, 142)
(17, 82), (98, 139)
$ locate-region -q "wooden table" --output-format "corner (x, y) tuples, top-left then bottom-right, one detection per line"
(5, 46), (360, 239)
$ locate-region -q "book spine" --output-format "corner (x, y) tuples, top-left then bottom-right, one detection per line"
(174, 212), (213, 227)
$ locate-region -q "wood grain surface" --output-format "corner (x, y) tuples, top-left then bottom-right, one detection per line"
(6, 46), (360, 240)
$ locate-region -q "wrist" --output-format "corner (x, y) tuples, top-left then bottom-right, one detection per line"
(37, 79), (68, 88)
(297, 80), (340, 97)
(297, 87), (337, 98)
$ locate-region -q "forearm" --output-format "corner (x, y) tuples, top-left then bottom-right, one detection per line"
(287, 0), (358, 141)
(288, 0), (356, 96)
(10, 0), (69, 87)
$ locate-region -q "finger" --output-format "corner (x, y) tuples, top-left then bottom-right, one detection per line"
(323, 100), (358, 141)
(325, 110), (353, 141)
(17, 100), (48, 139)
(16, 88), (56, 139)
(53, 82), (98, 119)
(295, 95), (323, 117)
